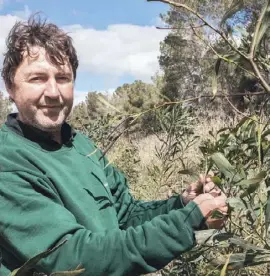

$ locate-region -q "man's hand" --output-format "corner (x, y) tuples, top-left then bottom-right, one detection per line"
(193, 193), (228, 229)
(182, 174), (221, 205)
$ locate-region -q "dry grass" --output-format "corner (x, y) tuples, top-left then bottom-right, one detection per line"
(106, 111), (260, 276)
(108, 111), (239, 202)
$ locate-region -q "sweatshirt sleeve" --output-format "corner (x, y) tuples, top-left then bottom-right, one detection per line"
(0, 172), (204, 276)
(97, 148), (188, 229)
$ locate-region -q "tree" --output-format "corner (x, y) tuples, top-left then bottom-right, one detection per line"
(112, 80), (160, 113)
(0, 91), (11, 125)
(111, 79), (162, 133)
(155, 0), (269, 111)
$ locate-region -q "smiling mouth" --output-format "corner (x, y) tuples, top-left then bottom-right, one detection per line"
(40, 106), (62, 108)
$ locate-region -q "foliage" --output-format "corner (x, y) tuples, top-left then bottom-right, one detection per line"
(145, 104), (199, 198)
(156, 0), (270, 113)
(111, 79), (162, 134)
(67, 1), (270, 275)
(0, 91), (11, 125)
(193, 113), (270, 275)
(107, 138), (141, 188)
(68, 92), (110, 130)
(69, 78), (165, 150)
(112, 80), (159, 113)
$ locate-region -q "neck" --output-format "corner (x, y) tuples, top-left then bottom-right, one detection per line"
(17, 113), (63, 144)
(51, 131), (62, 144)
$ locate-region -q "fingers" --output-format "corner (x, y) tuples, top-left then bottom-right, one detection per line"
(207, 217), (227, 229)
(194, 193), (228, 220)
(217, 206), (229, 214)
(198, 172), (214, 184)
(193, 193), (214, 205)
(212, 194), (228, 215)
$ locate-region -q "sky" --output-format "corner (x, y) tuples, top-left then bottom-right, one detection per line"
(0, 0), (169, 105)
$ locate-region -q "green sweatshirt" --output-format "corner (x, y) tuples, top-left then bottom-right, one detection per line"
(0, 114), (204, 276)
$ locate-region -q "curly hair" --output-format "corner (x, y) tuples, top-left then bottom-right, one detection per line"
(1, 14), (79, 90)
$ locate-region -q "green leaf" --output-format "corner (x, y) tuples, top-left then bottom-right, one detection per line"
(211, 210), (225, 219)
(236, 171), (266, 187)
(50, 266), (85, 276)
(211, 152), (242, 182)
(265, 177), (270, 234)
(97, 95), (122, 113)
(227, 197), (245, 210)
(177, 169), (198, 177)
(239, 171), (266, 198)
(211, 176), (222, 187)
(212, 58), (221, 97)
(255, 2), (270, 53)
(220, 254), (232, 276)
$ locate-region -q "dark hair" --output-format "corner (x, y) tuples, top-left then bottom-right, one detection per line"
(1, 14), (79, 90)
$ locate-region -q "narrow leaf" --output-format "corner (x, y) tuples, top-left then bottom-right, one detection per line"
(265, 177), (270, 234)
(50, 267), (85, 276)
(211, 152), (242, 182)
(212, 58), (222, 97)
(220, 254), (232, 276)
(10, 240), (67, 276)
(97, 95), (121, 113)
(240, 171), (266, 198)
(236, 171), (266, 187)
(227, 197), (245, 210)
(254, 2), (270, 53)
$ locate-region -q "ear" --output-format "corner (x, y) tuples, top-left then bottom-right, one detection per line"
(6, 87), (15, 102)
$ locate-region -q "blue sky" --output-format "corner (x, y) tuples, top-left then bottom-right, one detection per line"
(0, 0), (168, 104)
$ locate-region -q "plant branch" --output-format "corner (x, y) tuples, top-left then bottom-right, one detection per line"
(249, 0), (270, 58)
(148, 0), (270, 93)
(190, 24), (258, 79)
(147, 0), (248, 59)
(156, 23), (206, 30)
(249, 59), (270, 92)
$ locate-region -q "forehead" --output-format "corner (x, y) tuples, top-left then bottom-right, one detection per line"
(19, 46), (72, 74)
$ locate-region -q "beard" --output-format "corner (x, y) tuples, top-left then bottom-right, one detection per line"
(17, 105), (72, 133)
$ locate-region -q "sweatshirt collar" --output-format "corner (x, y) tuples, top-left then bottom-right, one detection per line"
(5, 113), (76, 149)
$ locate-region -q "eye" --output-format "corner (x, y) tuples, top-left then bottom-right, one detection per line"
(56, 76), (71, 83)
(29, 76), (45, 82)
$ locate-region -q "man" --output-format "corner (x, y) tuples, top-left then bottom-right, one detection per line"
(0, 16), (227, 275)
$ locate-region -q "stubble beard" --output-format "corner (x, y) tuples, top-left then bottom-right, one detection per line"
(18, 105), (71, 133)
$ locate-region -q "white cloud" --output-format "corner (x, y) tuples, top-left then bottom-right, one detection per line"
(0, 15), (20, 57)
(73, 88), (115, 107)
(64, 24), (168, 82)
(73, 90), (88, 106)
(12, 5), (31, 19)
(0, 14), (168, 89)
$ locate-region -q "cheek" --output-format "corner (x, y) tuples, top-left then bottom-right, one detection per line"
(15, 84), (44, 104)
(62, 85), (74, 102)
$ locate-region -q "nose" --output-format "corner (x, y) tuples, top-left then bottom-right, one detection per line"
(44, 79), (60, 99)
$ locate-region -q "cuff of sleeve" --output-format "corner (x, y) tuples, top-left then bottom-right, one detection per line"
(178, 195), (186, 207)
(184, 201), (207, 230)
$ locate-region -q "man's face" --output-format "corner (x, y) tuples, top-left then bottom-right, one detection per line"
(8, 46), (74, 132)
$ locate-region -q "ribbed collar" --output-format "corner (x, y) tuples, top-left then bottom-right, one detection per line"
(5, 113), (76, 150)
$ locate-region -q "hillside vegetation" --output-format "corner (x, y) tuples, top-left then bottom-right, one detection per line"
(0, 0), (270, 275)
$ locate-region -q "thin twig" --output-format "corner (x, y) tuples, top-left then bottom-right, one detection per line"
(148, 0), (270, 93)
(249, 59), (270, 92)
(156, 23), (206, 30)
(249, 0), (270, 58)
(147, 0), (248, 59)
(190, 23), (258, 79)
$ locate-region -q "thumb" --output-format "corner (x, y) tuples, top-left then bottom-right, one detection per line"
(213, 194), (228, 209)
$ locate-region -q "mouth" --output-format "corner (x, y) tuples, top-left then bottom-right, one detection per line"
(39, 105), (62, 108)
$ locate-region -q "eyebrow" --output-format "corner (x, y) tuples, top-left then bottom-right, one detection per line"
(25, 71), (73, 78)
